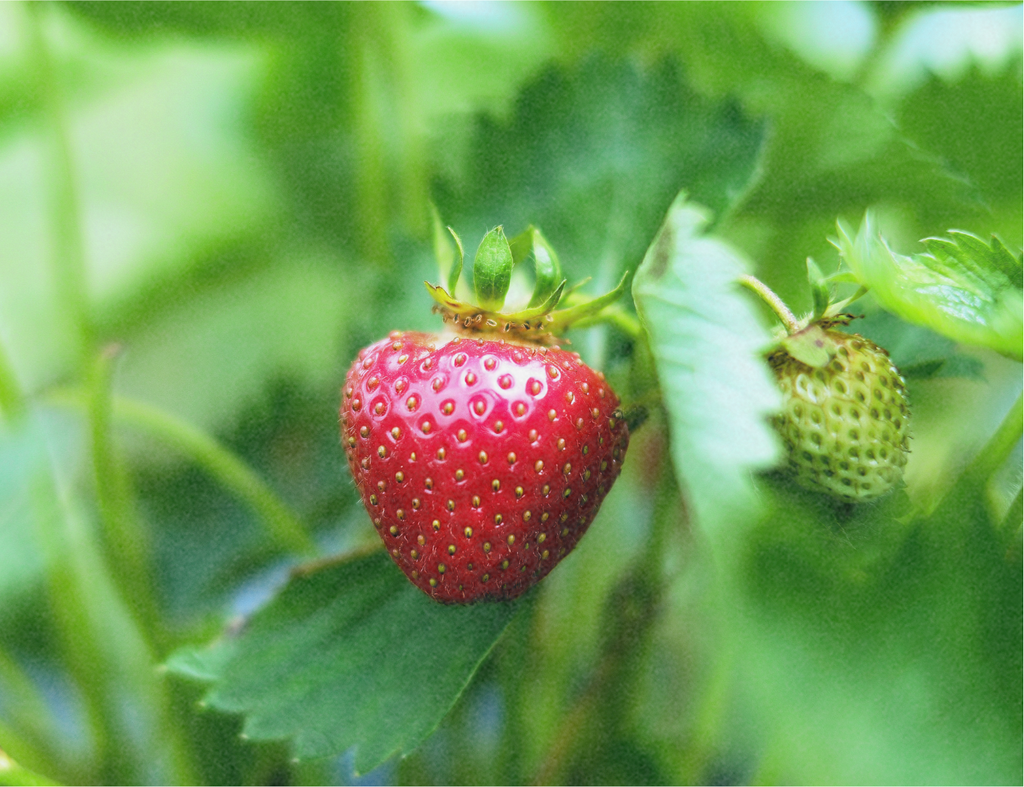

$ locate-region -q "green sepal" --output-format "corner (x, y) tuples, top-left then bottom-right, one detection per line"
(526, 228), (563, 307)
(508, 225), (565, 308)
(447, 227), (465, 296)
(510, 279), (567, 321)
(807, 257), (831, 320)
(823, 270), (860, 285)
(546, 271), (629, 334)
(508, 226), (533, 268)
(781, 323), (835, 368)
(473, 226), (514, 312)
(430, 204), (454, 289)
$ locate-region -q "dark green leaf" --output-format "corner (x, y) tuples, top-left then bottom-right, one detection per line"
(472, 226), (514, 312)
(633, 195), (781, 536)
(172, 551), (521, 772)
(435, 57), (766, 290)
(893, 63), (1023, 210)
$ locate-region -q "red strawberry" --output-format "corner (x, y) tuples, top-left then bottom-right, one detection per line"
(341, 330), (629, 603)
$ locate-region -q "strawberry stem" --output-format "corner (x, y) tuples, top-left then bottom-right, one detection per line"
(738, 274), (801, 334)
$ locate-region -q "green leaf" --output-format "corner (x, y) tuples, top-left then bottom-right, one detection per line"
(854, 309), (986, 382)
(163, 643), (236, 685)
(836, 214), (1023, 361)
(632, 194), (781, 536)
(472, 226), (514, 312)
(435, 57), (767, 290)
(892, 63), (1023, 210)
(173, 550), (521, 772)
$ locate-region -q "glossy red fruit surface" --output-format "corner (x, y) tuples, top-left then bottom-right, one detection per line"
(341, 331), (629, 603)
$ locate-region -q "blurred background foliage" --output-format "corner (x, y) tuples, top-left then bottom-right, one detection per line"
(0, 2), (1020, 785)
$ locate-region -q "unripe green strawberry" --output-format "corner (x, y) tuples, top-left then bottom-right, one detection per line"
(769, 328), (910, 502)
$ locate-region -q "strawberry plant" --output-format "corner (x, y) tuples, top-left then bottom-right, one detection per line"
(0, 3), (1020, 786)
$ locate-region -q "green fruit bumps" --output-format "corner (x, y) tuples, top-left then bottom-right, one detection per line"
(770, 329), (910, 502)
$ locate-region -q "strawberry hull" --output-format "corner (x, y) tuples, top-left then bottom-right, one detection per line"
(341, 331), (629, 603)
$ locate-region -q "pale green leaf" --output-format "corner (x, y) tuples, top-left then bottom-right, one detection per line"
(632, 194), (781, 536)
(836, 214), (1023, 361)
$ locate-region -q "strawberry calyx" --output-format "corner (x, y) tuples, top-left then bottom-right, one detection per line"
(426, 219), (628, 344)
(741, 257), (871, 369)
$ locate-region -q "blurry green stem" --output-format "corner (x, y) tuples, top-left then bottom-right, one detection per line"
(32, 450), (127, 783)
(49, 388), (317, 557)
(739, 274), (800, 334)
(533, 467), (676, 784)
(0, 651), (58, 766)
(27, 4), (93, 371)
(1000, 487), (1022, 542)
(568, 304), (643, 341)
(348, 7), (392, 268)
(0, 335), (26, 424)
(965, 391), (1022, 487)
(86, 348), (164, 650)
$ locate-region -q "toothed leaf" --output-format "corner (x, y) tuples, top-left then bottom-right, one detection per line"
(473, 226), (513, 312)
(837, 214), (1023, 361)
(165, 551), (520, 773)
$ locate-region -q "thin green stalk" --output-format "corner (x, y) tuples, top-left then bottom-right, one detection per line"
(27, 4), (93, 372)
(374, 2), (428, 237)
(112, 395), (318, 556)
(48, 388), (317, 557)
(86, 349), (202, 782)
(0, 651), (57, 765)
(738, 274), (801, 334)
(1000, 487), (1022, 540)
(87, 348), (163, 651)
(30, 466), (126, 784)
(568, 305), (643, 341)
(532, 466), (678, 784)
